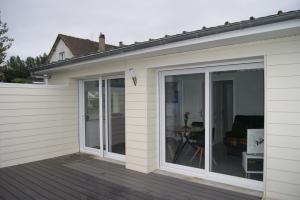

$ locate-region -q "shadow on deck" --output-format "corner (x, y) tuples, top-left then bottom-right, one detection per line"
(0, 153), (261, 200)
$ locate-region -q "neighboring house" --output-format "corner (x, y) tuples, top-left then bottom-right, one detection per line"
(47, 33), (117, 63)
(1, 10), (300, 200)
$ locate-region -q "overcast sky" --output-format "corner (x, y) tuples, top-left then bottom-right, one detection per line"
(1, 0), (299, 59)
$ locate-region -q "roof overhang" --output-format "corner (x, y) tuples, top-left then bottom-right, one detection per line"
(35, 18), (300, 74)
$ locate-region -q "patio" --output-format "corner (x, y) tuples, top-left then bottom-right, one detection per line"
(0, 153), (261, 200)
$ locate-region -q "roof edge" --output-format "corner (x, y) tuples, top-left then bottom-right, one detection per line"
(34, 10), (300, 72)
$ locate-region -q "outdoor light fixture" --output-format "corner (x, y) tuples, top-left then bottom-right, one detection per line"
(128, 68), (137, 86)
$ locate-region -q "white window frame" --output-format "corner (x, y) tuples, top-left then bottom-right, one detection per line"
(59, 52), (65, 60)
(158, 59), (265, 191)
(79, 74), (125, 162)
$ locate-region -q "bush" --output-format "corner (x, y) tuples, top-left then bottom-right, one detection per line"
(11, 78), (28, 83)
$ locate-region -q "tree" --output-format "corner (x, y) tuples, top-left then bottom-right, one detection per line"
(0, 11), (14, 66)
(4, 56), (29, 83)
(1, 53), (48, 83)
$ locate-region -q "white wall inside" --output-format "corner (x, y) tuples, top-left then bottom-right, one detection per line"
(212, 69), (264, 118)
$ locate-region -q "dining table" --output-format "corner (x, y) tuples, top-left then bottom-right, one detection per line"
(171, 126), (204, 163)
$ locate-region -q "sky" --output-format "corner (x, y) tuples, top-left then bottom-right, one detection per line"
(1, 0), (300, 59)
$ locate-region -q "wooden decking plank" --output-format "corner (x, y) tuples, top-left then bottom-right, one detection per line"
(75, 159), (223, 199)
(0, 169), (47, 200)
(21, 164), (98, 200)
(34, 160), (162, 200)
(5, 167), (65, 200)
(85, 158), (259, 200)
(68, 161), (210, 200)
(43, 154), (259, 200)
(23, 163), (102, 200)
(18, 164), (83, 200)
(11, 164), (80, 200)
(0, 154), (261, 200)
(70, 159), (230, 200)
(0, 170), (36, 200)
(27, 161), (144, 200)
(0, 185), (18, 200)
(82, 160), (231, 200)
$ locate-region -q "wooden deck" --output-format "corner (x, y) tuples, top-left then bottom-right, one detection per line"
(0, 153), (261, 200)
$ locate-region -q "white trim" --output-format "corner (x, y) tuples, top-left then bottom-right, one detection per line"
(263, 55), (268, 198)
(79, 79), (102, 155)
(205, 72), (210, 172)
(105, 79), (109, 153)
(99, 77), (104, 157)
(158, 58), (265, 191)
(79, 80), (84, 151)
(39, 19), (300, 73)
(104, 151), (126, 162)
(157, 58), (264, 73)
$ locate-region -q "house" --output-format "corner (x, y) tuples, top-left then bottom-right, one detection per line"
(1, 10), (300, 200)
(47, 33), (117, 63)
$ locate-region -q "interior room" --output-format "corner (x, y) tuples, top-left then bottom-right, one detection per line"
(165, 68), (264, 181)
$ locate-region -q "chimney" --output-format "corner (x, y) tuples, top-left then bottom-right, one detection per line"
(99, 33), (105, 52)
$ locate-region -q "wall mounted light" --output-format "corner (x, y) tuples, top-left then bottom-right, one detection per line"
(128, 68), (137, 86)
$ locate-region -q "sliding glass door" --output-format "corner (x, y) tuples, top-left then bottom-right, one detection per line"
(164, 73), (205, 169)
(210, 69), (264, 181)
(160, 62), (265, 190)
(105, 78), (126, 157)
(81, 75), (125, 161)
(83, 80), (100, 151)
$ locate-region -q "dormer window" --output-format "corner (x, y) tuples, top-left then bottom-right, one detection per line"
(59, 52), (65, 60)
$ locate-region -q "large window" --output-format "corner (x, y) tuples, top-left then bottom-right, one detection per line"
(210, 69), (264, 181)
(161, 64), (265, 188)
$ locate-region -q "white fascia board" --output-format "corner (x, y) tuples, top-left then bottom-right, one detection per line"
(39, 19), (300, 74)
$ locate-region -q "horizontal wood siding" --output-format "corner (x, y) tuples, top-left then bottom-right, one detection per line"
(265, 51), (300, 200)
(0, 83), (79, 168)
(125, 68), (149, 172)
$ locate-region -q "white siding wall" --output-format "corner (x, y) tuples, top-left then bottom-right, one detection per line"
(265, 52), (300, 200)
(0, 82), (79, 168)
(47, 35), (300, 199)
(49, 40), (74, 63)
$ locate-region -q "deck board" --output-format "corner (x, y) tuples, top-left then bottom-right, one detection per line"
(0, 153), (261, 200)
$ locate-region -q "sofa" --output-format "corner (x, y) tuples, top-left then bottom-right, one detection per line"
(224, 115), (264, 157)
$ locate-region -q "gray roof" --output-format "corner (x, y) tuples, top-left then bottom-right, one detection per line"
(33, 10), (300, 72)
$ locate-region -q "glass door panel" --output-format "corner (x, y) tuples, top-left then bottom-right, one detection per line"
(164, 73), (205, 169)
(210, 69), (264, 181)
(107, 78), (125, 155)
(84, 80), (100, 149)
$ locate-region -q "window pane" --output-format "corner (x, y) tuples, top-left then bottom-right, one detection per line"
(210, 69), (264, 181)
(107, 78), (125, 155)
(84, 80), (100, 149)
(165, 73), (205, 169)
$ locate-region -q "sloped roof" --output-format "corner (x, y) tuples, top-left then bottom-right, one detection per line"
(47, 34), (117, 60)
(35, 10), (300, 72)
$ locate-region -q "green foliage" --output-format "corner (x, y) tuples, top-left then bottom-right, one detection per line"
(0, 11), (14, 66)
(11, 78), (28, 83)
(0, 53), (48, 83)
(0, 11), (48, 83)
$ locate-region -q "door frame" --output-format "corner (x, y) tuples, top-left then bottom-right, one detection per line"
(79, 79), (103, 156)
(158, 60), (265, 191)
(102, 75), (126, 162)
(79, 74), (125, 162)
